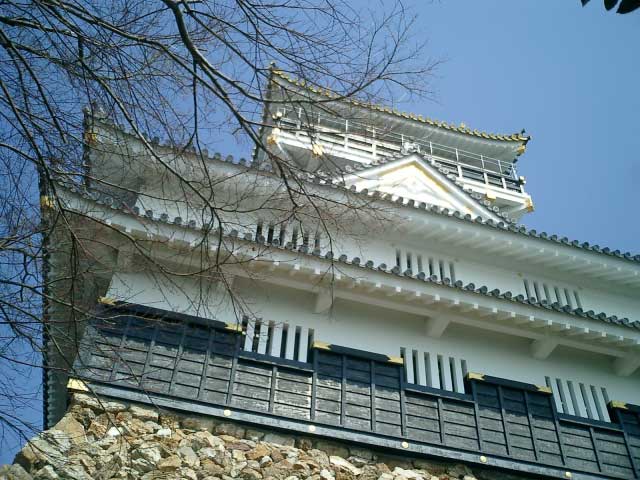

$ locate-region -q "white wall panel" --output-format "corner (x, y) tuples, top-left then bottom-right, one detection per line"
(107, 271), (640, 421)
(257, 321), (269, 355)
(269, 323), (284, 357)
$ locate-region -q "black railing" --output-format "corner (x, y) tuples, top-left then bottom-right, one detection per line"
(73, 302), (640, 480)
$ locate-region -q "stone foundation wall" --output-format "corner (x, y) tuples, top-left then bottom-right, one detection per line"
(0, 394), (535, 480)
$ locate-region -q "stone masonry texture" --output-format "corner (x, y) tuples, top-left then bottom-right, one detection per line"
(0, 394), (538, 480)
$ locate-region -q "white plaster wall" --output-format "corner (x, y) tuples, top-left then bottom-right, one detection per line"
(107, 271), (233, 321)
(115, 185), (640, 321)
(106, 272), (640, 410)
(578, 285), (640, 321)
(92, 127), (639, 322)
(122, 151), (638, 321)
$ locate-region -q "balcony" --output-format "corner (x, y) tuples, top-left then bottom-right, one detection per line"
(73, 302), (640, 480)
(274, 109), (525, 195)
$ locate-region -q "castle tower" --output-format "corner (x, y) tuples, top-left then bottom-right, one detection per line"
(258, 70), (533, 221)
(40, 71), (640, 480)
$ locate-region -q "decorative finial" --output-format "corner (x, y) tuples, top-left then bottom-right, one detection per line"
(311, 143), (324, 157)
(267, 127), (281, 145)
(525, 198), (534, 213)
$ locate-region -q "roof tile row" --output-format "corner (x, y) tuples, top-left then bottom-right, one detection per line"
(53, 182), (640, 331)
(269, 69), (530, 144)
(84, 117), (640, 264)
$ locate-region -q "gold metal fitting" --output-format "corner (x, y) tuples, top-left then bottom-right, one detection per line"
(564, 472), (572, 478)
(401, 441), (409, 449)
(267, 128), (281, 145)
(312, 341), (331, 351)
(311, 143), (324, 157)
(84, 131), (98, 145)
(225, 323), (244, 333)
(466, 372), (485, 381)
(40, 195), (55, 209)
(387, 356), (404, 365)
(223, 409), (232, 417)
(536, 385), (553, 394)
(67, 378), (89, 392)
(480, 456), (487, 464)
(308, 425), (316, 433)
(98, 296), (116, 306)
(609, 400), (628, 410)
(525, 198), (534, 212)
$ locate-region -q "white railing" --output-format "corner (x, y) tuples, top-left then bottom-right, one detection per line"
(546, 376), (611, 422)
(242, 317), (314, 363)
(395, 249), (457, 282)
(401, 344), (613, 423)
(401, 347), (468, 394)
(275, 108), (523, 193)
(254, 220), (326, 251)
(523, 278), (583, 309)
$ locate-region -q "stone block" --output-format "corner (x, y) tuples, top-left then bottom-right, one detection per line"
(246, 444), (271, 461)
(314, 441), (349, 459)
(178, 446), (200, 468)
(181, 415), (218, 432)
(190, 430), (225, 450)
(53, 415), (87, 445)
(132, 444), (162, 464)
(129, 405), (159, 422)
(33, 465), (58, 480)
(157, 455), (181, 471)
(244, 428), (265, 441)
(215, 422), (246, 439)
(295, 437), (313, 451)
(347, 447), (374, 461)
(329, 456), (361, 476)
(0, 464), (33, 480)
(262, 433), (295, 447)
(240, 467), (263, 480)
(71, 393), (126, 413)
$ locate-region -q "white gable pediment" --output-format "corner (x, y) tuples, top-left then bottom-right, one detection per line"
(376, 163), (460, 210)
(343, 154), (499, 220)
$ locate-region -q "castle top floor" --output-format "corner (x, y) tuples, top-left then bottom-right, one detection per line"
(258, 70), (533, 219)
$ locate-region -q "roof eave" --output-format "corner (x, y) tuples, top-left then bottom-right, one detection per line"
(269, 70), (530, 147)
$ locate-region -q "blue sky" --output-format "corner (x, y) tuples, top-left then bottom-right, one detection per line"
(2, 0), (639, 466)
(398, 1), (639, 254)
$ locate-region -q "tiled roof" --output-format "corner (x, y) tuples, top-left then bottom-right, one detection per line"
(195, 149), (640, 265)
(270, 68), (530, 144)
(82, 117), (640, 265)
(49, 181), (640, 331)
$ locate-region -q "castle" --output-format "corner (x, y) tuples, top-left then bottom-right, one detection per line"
(40, 69), (640, 479)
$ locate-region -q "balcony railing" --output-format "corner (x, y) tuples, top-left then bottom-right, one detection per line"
(275, 108), (524, 194)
